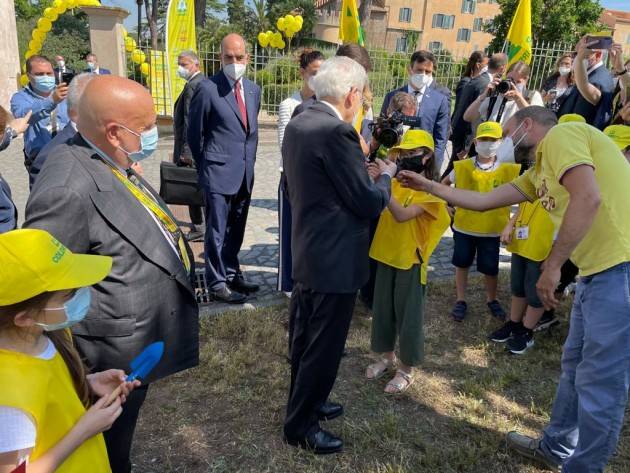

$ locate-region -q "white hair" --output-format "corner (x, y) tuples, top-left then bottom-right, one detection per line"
(178, 50), (199, 64)
(67, 73), (95, 113)
(311, 56), (367, 101)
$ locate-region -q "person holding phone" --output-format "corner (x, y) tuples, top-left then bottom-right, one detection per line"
(541, 54), (574, 114)
(557, 35), (615, 129)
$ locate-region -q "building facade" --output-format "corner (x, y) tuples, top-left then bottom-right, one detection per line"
(313, 0), (500, 57)
(600, 9), (630, 56)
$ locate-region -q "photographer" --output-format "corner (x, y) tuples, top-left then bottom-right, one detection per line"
(541, 53), (574, 114)
(557, 35), (614, 129)
(463, 61), (543, 130)
(10, 55), (69, 172)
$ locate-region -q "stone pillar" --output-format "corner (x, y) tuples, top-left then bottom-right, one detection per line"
(0, 0), (21, 109)
(81, 6), (130, 77)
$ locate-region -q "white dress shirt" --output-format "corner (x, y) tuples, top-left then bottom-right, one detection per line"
(407, 75), (434, 108)
(224, 71), (246, 106)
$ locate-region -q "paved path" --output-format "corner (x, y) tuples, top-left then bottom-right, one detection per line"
(0, 127), (511, 313)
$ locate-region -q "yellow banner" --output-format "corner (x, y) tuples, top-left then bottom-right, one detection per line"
(339, 0), (364, 46)
(166, 0), (197, 115)
(506, 0), (532, 68)
(149, 50), (171, 116)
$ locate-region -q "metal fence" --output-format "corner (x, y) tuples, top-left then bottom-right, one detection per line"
(127, 40), (573, 117)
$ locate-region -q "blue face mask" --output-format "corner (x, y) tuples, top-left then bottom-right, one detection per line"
(37, 287), (91, 332)
(116, 124), (159, 162)
(32, 75), (56, 94)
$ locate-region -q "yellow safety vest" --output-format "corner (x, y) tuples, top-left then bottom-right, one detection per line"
(507, 201), (555, 262)
(370, 181), (450, 284)
(453, 159), (521, 235)
(0, 346), (111, 472)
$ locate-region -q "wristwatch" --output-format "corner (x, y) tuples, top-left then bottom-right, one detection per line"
(614, 69), (628, 77)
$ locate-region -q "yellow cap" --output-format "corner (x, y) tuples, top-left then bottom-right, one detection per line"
(0, 229), (112, 306)
(476, 121), (502, 139)
(559, 113), (586, 124)
(390, 129), (435, 152)
(604, 125), (630, 151)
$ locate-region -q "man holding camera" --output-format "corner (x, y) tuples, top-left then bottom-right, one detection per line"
(557, 35), (614, 129)
(11, 55), (69, 172)
(380, 51), (450, 172)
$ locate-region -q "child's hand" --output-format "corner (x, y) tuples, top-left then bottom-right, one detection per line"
(75, 395), (122, 441)
(88, 370), (141, 403)
(500, 225), (514, 245)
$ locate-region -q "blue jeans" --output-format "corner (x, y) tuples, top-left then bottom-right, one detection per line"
(541, 262), (630, 473)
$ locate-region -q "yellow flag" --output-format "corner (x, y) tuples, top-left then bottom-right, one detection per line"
(166, 0), (197, 114)
(149, 50), (170, 115)
(339, 0), (365, 46)
(506, 0), (532, 68)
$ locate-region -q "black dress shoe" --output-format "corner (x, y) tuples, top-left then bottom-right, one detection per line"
(228, 275), (260, 293)
(285, 429), (343, 454)
(209, 286), (247, 304)
(186, 230), (204, 242)
(317, 402), (343, 421)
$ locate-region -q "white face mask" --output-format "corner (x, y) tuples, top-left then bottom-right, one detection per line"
(476, 140), (502, 158)
(410, 73), (430, 90)
(177, 65), (191, 80)
(223, 63), (246, 81)
(479, 65), (488, 74)
(87, 62), (96, 70)
(558, 66), (571, 76)
(496, 121), (529, 164)
(57, 60), (65, 68)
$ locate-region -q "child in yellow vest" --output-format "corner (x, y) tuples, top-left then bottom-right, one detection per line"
(442, 121), (520, 321)
(366, 130), (450, 393)
(0, 229), (140, 473)
(488, 198), (556, 354)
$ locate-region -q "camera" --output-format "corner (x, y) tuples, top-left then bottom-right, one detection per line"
(369, 112), (423, 149)
(495, 77), (515, 95)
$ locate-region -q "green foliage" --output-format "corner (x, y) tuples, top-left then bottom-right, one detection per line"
(16, 11), (91, 72)
(261, 81), (299, 108)
(485, 0), (604, 51)
(264, 57), (300, 84)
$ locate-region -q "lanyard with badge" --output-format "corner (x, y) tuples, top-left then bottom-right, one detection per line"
(514, 201), (540, 240)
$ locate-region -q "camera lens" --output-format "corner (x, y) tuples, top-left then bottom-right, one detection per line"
(496, 80), (511, 94)
(379, 129), (399, 148)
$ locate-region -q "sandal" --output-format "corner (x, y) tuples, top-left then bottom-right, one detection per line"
(366, 356), (396, 380)
(384, 369), (414, 394)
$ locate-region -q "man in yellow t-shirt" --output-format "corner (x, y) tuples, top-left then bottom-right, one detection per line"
(398, 106), (630, 472)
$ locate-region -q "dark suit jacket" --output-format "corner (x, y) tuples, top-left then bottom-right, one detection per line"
(451, 72), (492, 142)
(173, 73), (204, 164)
(282, 101), (391, 294)
(83, 68), (111, 75)
(0, 131), (16, 233)
(291, 95), (316, 118)
(53, 66), (76, 84)
(187, 72), (261, 195)
(380, 85), (450, 163)
(557, 65), (615, 130)
(29, 122), (77, 189)
(24, 135), (199, 382)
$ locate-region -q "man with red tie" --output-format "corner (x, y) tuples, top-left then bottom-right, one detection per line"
(188, 33), (261, 303)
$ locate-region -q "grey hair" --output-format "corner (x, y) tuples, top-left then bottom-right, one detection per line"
(311, 56), (367, 102)
(67, 73), (95, 113)
(178, 50), (199, 64)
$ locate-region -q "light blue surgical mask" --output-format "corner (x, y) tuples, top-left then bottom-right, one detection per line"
(116, 123), (159, 162)
(37, 287), (91, 332)
(87, 61), (96, 71)
(32, 75), (56, 94)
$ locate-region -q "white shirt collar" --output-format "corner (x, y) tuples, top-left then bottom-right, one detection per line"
(587, 61), (603, 74)
(70, 121), (78, 131)
(407, 77), (433, 95)
(320, 100), (344, 121)
(188, 71), (201, 81)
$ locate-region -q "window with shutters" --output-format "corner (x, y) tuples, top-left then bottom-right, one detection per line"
(399, 7), (412, 22)
(473, 17), (483, 32)
(457, 28), (471, 42)
(461, 0), (476, 14)
(396, 36), (408, 52)
(427, 41), (443, 52)
(432, 13), (455, 29)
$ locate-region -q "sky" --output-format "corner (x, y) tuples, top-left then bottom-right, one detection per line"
(104, 0), (630, 33)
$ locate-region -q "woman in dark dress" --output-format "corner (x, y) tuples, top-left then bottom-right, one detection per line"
(541, 53), (574, 115)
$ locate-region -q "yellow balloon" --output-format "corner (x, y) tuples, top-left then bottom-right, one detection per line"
(131, 49), (146, 64)
(277, 17), (285, 31)
(32, 29), (46, 42)
(125, 36), (137, 52)
(140, 62), (150, 76)
(295, 15), (303, 29)
(37, 18), (52, 33)
(53, 0), (63, 7)
(279, 40), (286, 49)
(25, 50), (35, 60)
(43, 7), (58, 21)
(28, 39), (42, 52)
(257, 32), (269, 48)
(121, 25), (128, 38)
(20, 74), (30, 87)
(66, 0), (77, 8)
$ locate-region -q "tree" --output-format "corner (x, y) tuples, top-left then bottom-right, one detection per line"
(485, 0), (604, 52)
(267, 0), (317, 44)
(194, 0), (225, 27)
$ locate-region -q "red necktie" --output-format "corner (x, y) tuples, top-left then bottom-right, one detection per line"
(234, 80), (248, 129)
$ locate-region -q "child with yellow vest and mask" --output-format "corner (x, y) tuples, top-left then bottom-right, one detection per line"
(0, 229), (140, 473)
(442, 122), (521, 322)
(366, 130), (450, 393)
(489, 194), (556, 354)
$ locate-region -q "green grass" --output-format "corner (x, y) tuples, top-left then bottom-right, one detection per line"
(131, 273), (630, 472)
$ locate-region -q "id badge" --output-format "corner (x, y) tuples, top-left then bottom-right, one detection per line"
(515, 226), (529, 240)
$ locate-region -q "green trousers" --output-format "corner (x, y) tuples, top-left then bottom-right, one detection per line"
(370, 262), (426, 367)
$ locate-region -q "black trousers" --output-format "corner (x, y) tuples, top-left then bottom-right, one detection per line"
(284, 283), (356, 439)
(189, 205), (203, 226)
(359, 217), (379, 309)
(103, 384), (149, 473)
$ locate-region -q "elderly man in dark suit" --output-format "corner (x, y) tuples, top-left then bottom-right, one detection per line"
(84, 53), (112, 75)
(29, 72), (94, 189)
(282, 56), (397, 454)
(188, 33), (261, 304)
(53, 54), (75, 84)
(173, 50), (205, 241)
(24, 75), (199, 473)
(380, 50), (451, 172)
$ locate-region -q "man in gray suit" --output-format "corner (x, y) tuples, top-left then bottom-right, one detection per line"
(24, 76), (199, 473)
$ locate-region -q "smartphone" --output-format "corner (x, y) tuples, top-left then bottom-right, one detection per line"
(585, 35), (613, 50)
(61, 71), (75, 85)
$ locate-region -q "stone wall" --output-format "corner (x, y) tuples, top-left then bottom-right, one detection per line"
(0, 0), (21, 110)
